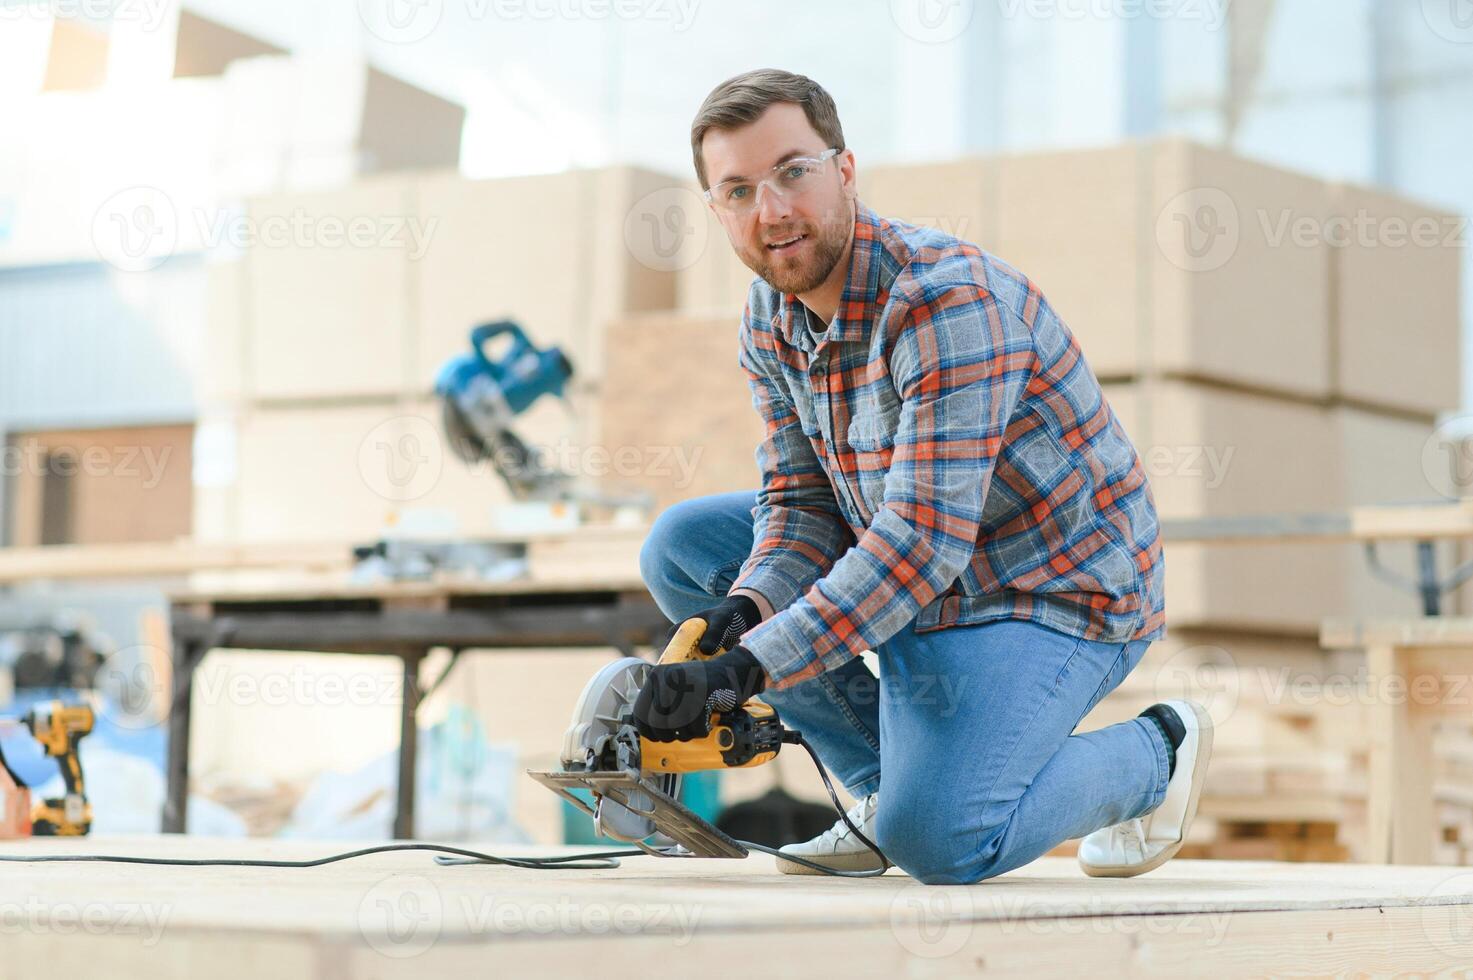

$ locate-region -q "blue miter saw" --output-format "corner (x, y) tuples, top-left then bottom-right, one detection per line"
(434, 319), (576, 500)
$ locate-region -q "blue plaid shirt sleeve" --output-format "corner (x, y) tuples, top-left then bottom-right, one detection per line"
(730, 308), (854, 615)
(740, 280), (1033, 691)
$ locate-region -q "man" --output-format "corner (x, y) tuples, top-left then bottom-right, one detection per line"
(631, 69), (1212, 884)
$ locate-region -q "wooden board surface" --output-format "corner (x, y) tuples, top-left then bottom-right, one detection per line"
(167, 574), (650, 605)
(1322, 616), (1473, 648)
(3, 836), (1472, 977)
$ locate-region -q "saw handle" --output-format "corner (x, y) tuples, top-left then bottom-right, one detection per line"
(657, 618), (712, 665)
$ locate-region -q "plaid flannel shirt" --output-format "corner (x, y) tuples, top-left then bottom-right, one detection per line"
(733, 202), (1165, 692)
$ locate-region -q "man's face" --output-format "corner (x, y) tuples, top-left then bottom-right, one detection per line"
(700, 102), (856, 295)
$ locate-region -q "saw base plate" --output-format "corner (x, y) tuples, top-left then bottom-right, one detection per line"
(528, 769), (748, 859)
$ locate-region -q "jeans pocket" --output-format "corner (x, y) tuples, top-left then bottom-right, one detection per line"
(704, 557), (749, 596)
(1081, 644), (1134, 718)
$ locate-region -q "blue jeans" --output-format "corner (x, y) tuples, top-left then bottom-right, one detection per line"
(640, 491), (1171, 885)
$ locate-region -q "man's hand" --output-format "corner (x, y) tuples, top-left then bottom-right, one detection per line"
(663, 594), (761, 656)
(631, 645), (767, 742)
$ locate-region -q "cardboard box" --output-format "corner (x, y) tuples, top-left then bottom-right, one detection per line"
(999, 140), (1334, 395)
(42, 18), (108, 92)
(862, 155), (1000, 251)
(1333, 406), (1454, 617)
(1108, 381), (1449, 632)
(4, 423), (194, 546)
(413, 167), (677, 388)
(230, 403), (421, 542)
(1329, 183), (1463, 416)
(172, 10), (284, 79)
(244, 177), (419, 400)
(598, 311), (764, 512)
(199, 257), (247, 408)
(219, 54), (464, 196)
(1107, 379), (1338, 633)
(220, 392), (587, 543)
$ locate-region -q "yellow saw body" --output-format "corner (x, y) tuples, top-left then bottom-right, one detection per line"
(526, 618), (785, 857)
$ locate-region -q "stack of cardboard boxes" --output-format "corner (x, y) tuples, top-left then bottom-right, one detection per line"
(196, 166), (678, 545)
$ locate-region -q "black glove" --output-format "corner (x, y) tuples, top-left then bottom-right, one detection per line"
(664, 594), (761, 656)
(631, 645), (768, 742)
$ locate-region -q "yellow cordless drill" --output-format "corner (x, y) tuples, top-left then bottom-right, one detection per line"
(22, 701), (93, 836)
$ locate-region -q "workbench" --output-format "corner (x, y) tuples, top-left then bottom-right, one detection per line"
(4, 835), (1473, 977)
(1320, 616), (1473, 865)
(165, 576), (669, 839)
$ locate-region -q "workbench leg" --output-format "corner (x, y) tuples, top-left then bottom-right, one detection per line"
(1366, 644), (1435, 865)
(163, 635), (207, 834)
(394, 649), (425, 840)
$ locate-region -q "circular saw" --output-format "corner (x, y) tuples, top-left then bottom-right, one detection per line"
(527, 620), (788, 858)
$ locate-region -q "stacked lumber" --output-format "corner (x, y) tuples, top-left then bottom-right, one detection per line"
(1075, 630), (1473, 863)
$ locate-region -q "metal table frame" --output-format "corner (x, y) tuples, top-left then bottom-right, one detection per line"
(165, 580), (668, 839)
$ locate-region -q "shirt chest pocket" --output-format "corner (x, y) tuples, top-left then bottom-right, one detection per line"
(846, 385), (902, 452)
(778, 364), (825, 439)
(844, 387), (901, 516)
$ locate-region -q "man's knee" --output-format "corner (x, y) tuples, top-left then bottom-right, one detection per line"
(874, 795), (1010, 886)
(638, 499), (698, 590)
(639, 495), (747, 606)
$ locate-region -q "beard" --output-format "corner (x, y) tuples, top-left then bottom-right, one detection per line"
(747, 199), (853, 295)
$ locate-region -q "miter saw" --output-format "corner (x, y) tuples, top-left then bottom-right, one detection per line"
(529, 619), (819, 859)
(435, 319), (577, 500)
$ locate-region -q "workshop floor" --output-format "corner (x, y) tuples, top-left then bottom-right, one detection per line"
(2, 836), (1469, 977)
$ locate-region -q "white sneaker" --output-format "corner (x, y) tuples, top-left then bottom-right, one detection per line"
(775, 792), (889, 875)
(1078, 701), (1214, 878)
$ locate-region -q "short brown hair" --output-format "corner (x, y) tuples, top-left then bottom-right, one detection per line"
(690, 69), (845, 191)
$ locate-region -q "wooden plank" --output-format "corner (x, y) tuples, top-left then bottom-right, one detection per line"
(1363, 644), (1437, 865)
(168, 575), (651, 606)
(1, 839), (1472, 978)
(0, 525), (652, 584)
(1321, 617), (1473, 649)
(0, 539), (351, 582)
(1165, 498), (1473, 545)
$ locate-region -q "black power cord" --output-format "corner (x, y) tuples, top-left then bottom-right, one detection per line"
(0, 732), (889, 878)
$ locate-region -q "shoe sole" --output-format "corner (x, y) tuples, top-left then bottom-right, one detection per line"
(1081, 701), (1214, 879)
(774, 850), (890, 875)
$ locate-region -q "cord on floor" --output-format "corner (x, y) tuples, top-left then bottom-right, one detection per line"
(0, 732), (890, 878)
